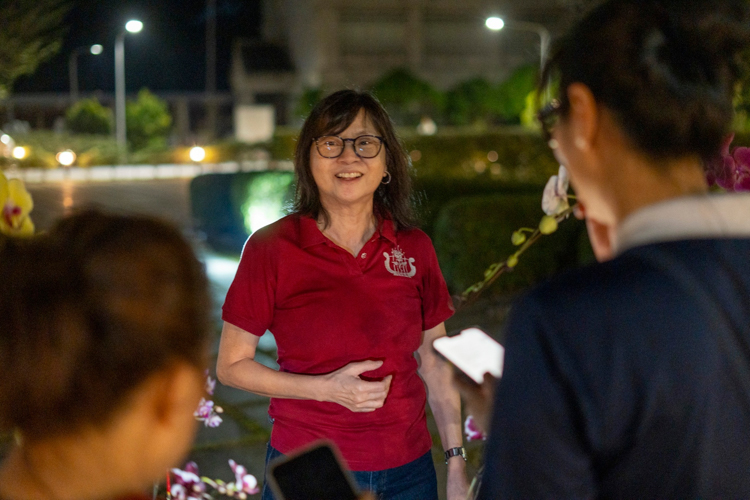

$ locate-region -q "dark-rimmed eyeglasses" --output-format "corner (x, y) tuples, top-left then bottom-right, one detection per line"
(313, 135), (385, 159)
(536, 99), (562, 143)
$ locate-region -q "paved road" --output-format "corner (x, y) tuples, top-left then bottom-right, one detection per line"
(27, 178), (194, 232)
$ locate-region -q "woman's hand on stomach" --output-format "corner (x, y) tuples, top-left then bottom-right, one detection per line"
(321, 360), (393, 412)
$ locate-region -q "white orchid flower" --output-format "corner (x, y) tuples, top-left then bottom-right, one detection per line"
(541, 165), (570, 216)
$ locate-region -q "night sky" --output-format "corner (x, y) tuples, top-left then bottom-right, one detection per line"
(13, 0), (262, 94)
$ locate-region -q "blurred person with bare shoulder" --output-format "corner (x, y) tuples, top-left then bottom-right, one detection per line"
(0, 210), (211, 500)
(218, 90), (468, 500)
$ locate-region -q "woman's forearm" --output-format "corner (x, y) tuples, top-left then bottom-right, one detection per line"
(216, 322), (392, 412)
(420, 352), (464, 450)
(217, 356), (327, 400)
(419, 337), (469, 500)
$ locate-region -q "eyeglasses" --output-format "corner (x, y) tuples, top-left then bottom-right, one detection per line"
(536, 99), (562, 144)
(313, 135), (385, 159)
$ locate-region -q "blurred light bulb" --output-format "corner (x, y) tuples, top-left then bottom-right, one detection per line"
(56, 150), (76, 166)
(189, 146), (206, 162)
(0, 134), (10, 145)
(126, 20), (143, 33)
(485, 17), (505, 31)
(12, 146), (27, 159)
(90, 44), (103, 55)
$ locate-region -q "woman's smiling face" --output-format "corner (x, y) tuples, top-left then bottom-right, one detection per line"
(310, 109), (387, 212)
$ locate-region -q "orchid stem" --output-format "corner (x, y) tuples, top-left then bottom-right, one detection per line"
(456, 205), (577, 310)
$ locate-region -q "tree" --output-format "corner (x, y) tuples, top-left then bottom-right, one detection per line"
(445, 78), (503, 127)
(66, 98), (113, 135)
(0, 0), (71, 98)
(496, 64), (539, 124)
(293, 87), (324, 121)
(370, 68), (444, 126)
(126, 89), (173, 151)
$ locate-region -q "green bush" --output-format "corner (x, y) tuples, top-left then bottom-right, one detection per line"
(66, 98), (113, 135)
(404, 129), (559, 182)
(433, 194), (589, 296)
(444, 78), (503, 127)
(412, 178), (541, 236)
(126, 88), (172, 151)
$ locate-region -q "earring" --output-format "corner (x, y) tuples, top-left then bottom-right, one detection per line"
(575, 137), (588, 150)
(381, 171), (392, 185)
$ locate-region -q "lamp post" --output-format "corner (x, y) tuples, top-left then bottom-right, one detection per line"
(69, 44), (103, 103)
(485, 16), (550, 73)
(115, 20), (143, 161)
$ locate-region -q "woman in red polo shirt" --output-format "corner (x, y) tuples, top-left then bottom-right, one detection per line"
(218, 90), (469, 500)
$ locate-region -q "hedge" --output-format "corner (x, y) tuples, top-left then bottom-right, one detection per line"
(432, 194), (594, 297)
(267, 127), (561, 184)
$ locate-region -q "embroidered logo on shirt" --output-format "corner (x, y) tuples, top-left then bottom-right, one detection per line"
(383, 246), (416, 278)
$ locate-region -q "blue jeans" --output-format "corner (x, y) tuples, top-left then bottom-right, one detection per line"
(261, 443), (438, 500)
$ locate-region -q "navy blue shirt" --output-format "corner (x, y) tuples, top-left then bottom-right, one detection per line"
(479, 238), (750, 499)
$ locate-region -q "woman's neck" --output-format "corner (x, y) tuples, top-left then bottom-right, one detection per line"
(590, 150), (709, 228)
(318, 202), (378, 257)
(0, 434), (142, 500)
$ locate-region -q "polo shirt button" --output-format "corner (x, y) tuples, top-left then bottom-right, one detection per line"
(361, 253), (367, 258)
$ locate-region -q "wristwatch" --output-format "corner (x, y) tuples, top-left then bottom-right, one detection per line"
(444, 446), (467, 464)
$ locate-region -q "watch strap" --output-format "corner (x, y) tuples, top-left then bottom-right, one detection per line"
(444, 446), (467, 464)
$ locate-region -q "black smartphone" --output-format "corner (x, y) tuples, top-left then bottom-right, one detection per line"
(268, 440), (360, 500)
(433, 327), (504, 384)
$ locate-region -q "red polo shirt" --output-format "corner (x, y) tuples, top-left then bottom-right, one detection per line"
(222, 214), (454, 471)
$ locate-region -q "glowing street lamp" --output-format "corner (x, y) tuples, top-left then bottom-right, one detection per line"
(189, 146), (206, 162)
(56, 150), (76, 167)
(115, 20), (143, 162)
(485, 16), (550, 72)
(12, 147), (27, 160)
(485, 17), (505, 31)
(69, 44), (103, 103)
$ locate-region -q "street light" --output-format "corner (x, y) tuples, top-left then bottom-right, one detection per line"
(115, 20), (143, 161)
(485, 16), (550, 73)
(68, 44), (103, 103)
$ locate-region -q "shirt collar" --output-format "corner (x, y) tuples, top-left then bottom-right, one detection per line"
(298, 214), (399, 248)
(614, 193), (750, 256)
(299, 215), (327, 248)
(378, 218), (398, 245)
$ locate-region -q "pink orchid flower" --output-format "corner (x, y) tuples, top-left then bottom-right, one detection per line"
(171, 462), (207, 500)
(206, 374), (216, 396)
(705, 133), (750, 192)
(464, 415), (485, 441)
(194, 398), (223, 427)
(229, 459), (260, 496)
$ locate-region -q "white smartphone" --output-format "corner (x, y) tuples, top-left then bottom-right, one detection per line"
(433, 327), (504, 384)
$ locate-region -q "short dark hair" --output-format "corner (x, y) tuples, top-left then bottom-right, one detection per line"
(0, 209), (211, 440)
(293, 89), (417, 230)
(541, 0), (750, 161)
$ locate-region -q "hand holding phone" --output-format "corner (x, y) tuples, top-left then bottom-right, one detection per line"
(433, 327), (504, 384)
